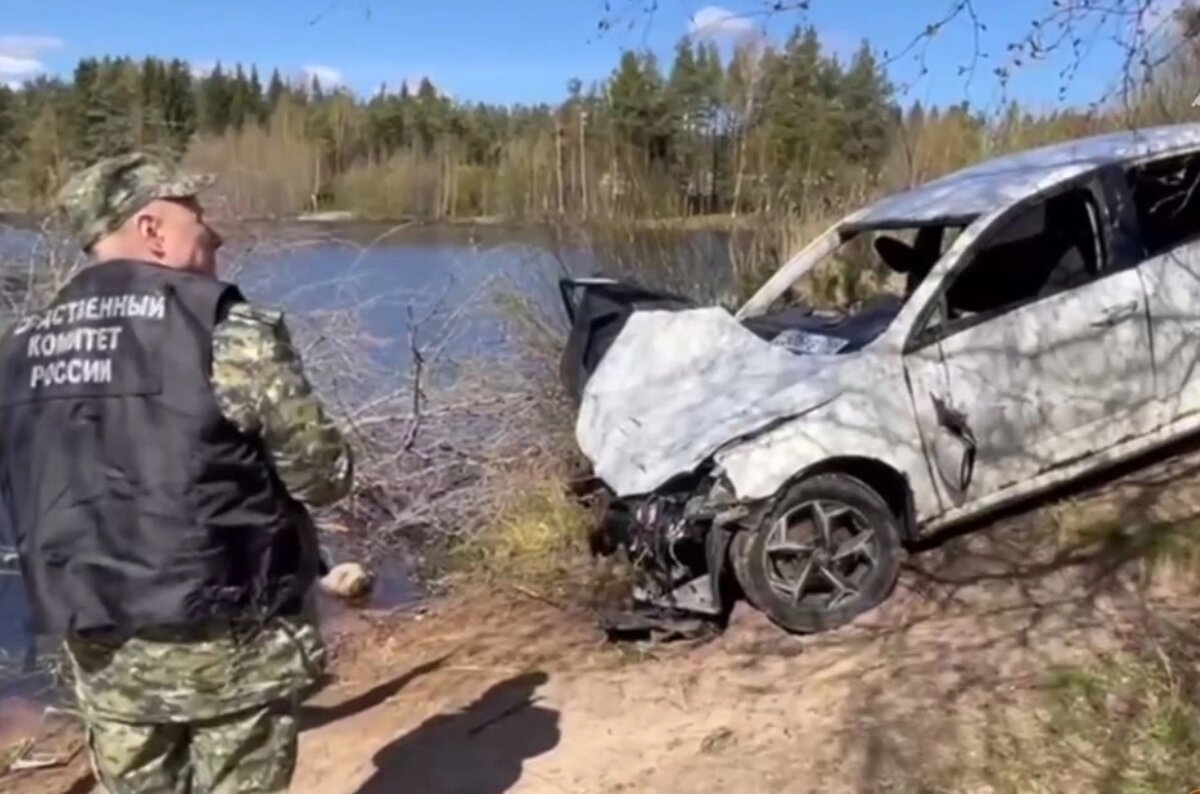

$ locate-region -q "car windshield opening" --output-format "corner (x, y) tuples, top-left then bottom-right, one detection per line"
(742, 221), (967, 355)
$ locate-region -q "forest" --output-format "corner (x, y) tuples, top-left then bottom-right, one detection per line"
(0, 23), (1197, 223)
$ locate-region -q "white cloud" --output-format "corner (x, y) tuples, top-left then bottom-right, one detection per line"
(0, 35), (63, 59)
(302, 64), (344, 87)
(0, 55), (43, 80)
(0, 34), (63, 83)
(688, 6), (758, 41)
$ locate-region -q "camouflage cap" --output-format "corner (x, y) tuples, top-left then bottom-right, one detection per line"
(56, 151), (216, 250)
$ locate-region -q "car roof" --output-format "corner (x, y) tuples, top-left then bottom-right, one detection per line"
(847, 121), (1200, 229)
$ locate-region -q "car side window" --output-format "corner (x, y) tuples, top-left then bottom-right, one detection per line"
(1125, 151), (1200, 258)
(912, 187), (1105, 346)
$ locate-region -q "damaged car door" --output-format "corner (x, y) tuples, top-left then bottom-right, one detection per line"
(901, 182), (1156, 508)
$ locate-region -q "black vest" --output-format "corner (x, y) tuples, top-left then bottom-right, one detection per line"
(0, 259), (319, 636)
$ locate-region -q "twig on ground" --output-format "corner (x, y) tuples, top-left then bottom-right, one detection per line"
(505, 582), (569, 612)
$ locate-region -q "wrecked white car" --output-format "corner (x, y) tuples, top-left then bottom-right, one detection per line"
(560, 121), (1200, 635)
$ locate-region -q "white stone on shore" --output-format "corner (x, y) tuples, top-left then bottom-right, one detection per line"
(320, 562), (375, 599)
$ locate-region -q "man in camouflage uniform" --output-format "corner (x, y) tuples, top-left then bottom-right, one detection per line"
(0, 152), (353, 793)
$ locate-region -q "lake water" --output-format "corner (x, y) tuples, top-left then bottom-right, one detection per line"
(0, 219), (740, 701)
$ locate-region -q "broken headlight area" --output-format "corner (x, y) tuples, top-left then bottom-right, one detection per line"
(595, 471), (761, 620)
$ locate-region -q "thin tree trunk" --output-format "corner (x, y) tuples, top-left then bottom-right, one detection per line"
(555, 119), (565, 215)
(579, 110), (589, 219)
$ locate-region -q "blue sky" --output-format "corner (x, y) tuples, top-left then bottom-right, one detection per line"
(0, 0), (1187, 116)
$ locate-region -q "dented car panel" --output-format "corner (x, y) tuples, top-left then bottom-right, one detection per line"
(1136, 245), (1200, 422)
(575, 306), (847, 499)
(714, 373), (936, 508)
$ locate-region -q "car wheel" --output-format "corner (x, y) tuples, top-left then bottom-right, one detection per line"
(740, 473), (902, 634)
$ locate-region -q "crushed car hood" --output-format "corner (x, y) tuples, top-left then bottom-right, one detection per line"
(576, 306), (854, 498)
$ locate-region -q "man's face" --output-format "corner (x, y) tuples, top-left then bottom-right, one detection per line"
(134, 197), (223, 276)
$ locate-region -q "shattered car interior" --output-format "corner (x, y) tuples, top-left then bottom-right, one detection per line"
(559, 123), (1200, 639)
(739, 223), (964, 354)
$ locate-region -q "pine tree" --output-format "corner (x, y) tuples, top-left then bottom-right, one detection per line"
(138, 57), (168, 149)
(695, 41), (724, 210)
(413, 77), (445, 155)
(228, 64), (249, 131)
(668, 37), (701, 132)
(838, 40), (894, 175)
(762, 26), (844, 203)
(266, 68), (286, 111)
(249, 66), (266, 125)
(199, 62), (232, 134)
(365, 90), (389, 159)
(609, 50), (668, 168)
(667, 37), (701, 205)
(0, 86), (17, 171)
(17, 99), (67, 205)
(70, 58), (138, 161)
(69, 58), (100, 161)
(162, 60), (196, 155)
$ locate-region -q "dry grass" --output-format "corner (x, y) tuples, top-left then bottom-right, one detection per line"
(451, 478), (590, 586)
(872, 643), (1200, 793)
(991, 648), (1200, 793)
(332, 153), (444, 220)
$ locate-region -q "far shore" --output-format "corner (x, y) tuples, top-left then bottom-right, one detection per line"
(289, 210), (760, 231)
(1, 207), (763, 234)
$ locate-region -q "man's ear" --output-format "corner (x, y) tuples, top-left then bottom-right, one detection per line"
(133, 209), (165, 256)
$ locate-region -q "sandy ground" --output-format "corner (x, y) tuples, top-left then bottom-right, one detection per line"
(6, 443), (1200, 793)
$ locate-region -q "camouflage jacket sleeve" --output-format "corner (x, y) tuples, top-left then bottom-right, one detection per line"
(210, 302), (354, 508)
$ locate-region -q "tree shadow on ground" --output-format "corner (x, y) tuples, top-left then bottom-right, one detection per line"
(795, 438), (1200, 792)
(704, 429), (1200, 791)
(354, 671), (560, 794)
(61, 775), (94, 794)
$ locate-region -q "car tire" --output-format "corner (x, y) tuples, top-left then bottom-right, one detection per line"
(730, 529), (768, 610)
(739, 473), (902, 634)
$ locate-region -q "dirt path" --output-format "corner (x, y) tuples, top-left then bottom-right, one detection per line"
(288, 589), (1187, 793)
(7, 444), (1200, 793)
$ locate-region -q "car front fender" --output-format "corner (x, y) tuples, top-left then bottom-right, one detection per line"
(713, 390), (940, 521)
